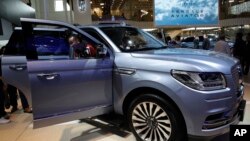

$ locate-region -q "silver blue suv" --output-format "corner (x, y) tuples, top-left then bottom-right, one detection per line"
(1, 18), (246, 141)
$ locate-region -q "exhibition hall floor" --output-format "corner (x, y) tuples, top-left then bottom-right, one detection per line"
(1, 77), (250, 141)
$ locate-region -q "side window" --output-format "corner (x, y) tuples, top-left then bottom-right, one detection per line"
(23, 29), (69, 60)
(82, 28), (110, 47)
(27, 30), (70, 60)
(67, 33), (99, 59)
(100, 27), (163, 51)
(100, 28), (124, 48)
(24, 27), (99, 60)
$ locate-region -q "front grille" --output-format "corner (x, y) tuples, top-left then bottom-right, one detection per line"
(231, 65), (241, 95)
(232, 67), (239, 85)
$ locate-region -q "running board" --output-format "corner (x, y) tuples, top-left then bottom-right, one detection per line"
(33, 105), (113, 129)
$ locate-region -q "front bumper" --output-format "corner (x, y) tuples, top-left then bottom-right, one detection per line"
(179, 82), (246, 137)
(199, 99), (246, 137)
(202, 87), (246, 130)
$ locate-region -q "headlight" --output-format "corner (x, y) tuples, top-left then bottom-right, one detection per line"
(171, 70), (226, 91)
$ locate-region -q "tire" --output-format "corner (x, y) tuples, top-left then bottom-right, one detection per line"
(127, 94), (187, 141)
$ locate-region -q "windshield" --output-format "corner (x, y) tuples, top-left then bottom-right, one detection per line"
(100, 27), (164, 52)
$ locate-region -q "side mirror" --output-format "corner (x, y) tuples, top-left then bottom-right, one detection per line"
(96, 44), (107, 58)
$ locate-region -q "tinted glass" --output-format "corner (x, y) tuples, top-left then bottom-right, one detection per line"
(4, 30), (26, 55)
(100, 27), (163, 52)
(28, 35), (69, 56)
(25, 27), (99, 60)
(23, 29), (70, 60)
(82, 28), (109, 47)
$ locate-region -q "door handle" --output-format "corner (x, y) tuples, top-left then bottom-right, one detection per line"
(37, 73), (60, 80)
(9, 65), (27, 71)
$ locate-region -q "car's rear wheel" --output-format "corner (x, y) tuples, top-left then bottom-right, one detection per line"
(127, 94), (186, 141)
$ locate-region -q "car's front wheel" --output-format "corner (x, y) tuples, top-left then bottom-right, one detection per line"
(127, 94), (186, 141)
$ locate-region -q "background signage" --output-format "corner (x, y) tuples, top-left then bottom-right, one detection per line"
(154, 0), (219, 27)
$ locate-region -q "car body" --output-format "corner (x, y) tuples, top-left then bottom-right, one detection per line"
(1, 18), (246, 141)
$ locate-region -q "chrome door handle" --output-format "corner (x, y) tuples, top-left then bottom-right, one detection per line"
(37, 73), (60, 80)
(9, 65), (27, 71)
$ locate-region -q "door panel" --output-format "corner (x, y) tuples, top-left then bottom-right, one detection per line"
(28, 58), (113, 123)
(1, 56), (32, 105)
(19, 18), (114, 128)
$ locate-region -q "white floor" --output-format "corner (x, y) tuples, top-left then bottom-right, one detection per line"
(0, 109), (138, 141)
(1, 76), (250, 141)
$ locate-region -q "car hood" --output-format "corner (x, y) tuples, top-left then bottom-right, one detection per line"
(130, 48), (238, 74)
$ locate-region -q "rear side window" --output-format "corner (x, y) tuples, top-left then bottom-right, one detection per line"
(28, 35), (69, 56)
(23, 26), (102, 60)
(24, 29), (71, 60)
(6, 25), (104, 60)
(4, 29), (69, 58)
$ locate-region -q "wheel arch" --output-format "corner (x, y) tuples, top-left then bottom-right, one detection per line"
(122, 87), (187, 130)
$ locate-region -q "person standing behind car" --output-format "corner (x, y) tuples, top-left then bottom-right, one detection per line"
(233, 32), (246, 69)
(214, 34), (231, 55)
(193, 35), (199, 49)
(0, 48), (10, 124)
(0, 78), (10, 124)
(173, 35), (182, 48)
(7, 85), (32, 113)
(165, 36), (174, 48)
(202, 34), (210, 50)
(243, 33), (250, 75)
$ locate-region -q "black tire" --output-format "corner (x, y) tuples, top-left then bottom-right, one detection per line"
(127, 94), (187, 141)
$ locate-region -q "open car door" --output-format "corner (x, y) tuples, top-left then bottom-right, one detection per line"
(2, 18), (114, 128)
(1, 28), (32, 106)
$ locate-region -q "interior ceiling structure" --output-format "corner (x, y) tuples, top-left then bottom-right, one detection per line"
(91, 0), (125, 10)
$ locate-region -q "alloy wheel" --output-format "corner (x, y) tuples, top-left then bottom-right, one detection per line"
(132, 101), (172, 141)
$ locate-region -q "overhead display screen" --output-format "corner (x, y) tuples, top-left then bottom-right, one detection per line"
(154, 0), (219, 27)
